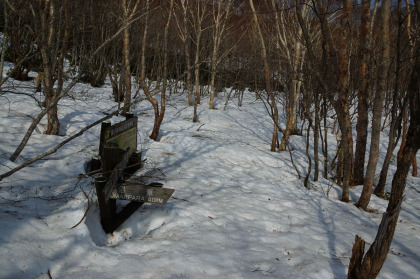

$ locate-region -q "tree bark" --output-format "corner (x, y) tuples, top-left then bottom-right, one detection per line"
(349, 19), (420, 277)
(279, 17), (304, 151)
(39, 0), (60, 135)
(374, 0), (404, 197)
(357, 0), (390, 210)
(121, 0), (131, 115)
(353, 0), (371, 186)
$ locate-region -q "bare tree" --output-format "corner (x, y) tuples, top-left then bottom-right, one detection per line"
(296, 0), (353, 202)
(275, 0), (307, 151)
(8, 0), (156, 163)
(348, 24), (420, 279)
(26, 0), (71, 136)
(174, 0), (193, 106)
(208, 0), (235, 109)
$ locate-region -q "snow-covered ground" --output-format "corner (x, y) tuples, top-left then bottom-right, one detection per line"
(0, 70), (419, 279)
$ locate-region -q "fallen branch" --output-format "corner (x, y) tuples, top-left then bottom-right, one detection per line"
(0, 110), (118, 182)
(70, 187), (90, 229)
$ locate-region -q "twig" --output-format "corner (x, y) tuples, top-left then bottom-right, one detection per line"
(287, 142), (301, 179)
(70, 187), (90, 229)
(171, 196), (189, 202)
(196, 124), (205, 131)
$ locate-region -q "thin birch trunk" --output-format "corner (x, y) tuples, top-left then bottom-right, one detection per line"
(249, 0), (278, 152)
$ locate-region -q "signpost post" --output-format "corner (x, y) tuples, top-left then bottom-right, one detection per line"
(95, 115), (174, 233)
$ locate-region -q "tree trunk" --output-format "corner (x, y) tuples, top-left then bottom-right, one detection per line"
(152, 0), (174, 139)
(357, 0), (390, 210)
(374, 0), (404, 197)
(185, 41), (193, 106)
(249, 0), (279, 152)
(335, 0), (353, 202)
(194, 27), (201, 106)
(121, 0), (131, 115)
(323, 96), (328, 179)
(0, 0), (8, 84)
(40, 0), (60, 135)
(353, 0), (371, 186)
(279, 23), (304, 151)
(138, 0), (159, 141)
(349, 20), (420, 277)
(314, 92), (320, 181)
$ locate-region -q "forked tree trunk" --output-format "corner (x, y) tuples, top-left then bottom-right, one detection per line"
(274, 0), (306, 152)
(348, 41), (420, 278)
(374, 0), (404, 197)
(153, 0), (174, 138)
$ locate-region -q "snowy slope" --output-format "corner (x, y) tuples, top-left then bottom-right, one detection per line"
(0, 73), (419, 279)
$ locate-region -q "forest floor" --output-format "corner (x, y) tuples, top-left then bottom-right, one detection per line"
(0, 66), (419, 278)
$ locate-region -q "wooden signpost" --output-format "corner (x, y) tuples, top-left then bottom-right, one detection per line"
(103, 116), (137, 155)
(95, 115), (174, 233)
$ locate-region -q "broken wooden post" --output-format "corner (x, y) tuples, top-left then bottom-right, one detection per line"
(94, 116), (174, 233)
(95, 176), (116, 233)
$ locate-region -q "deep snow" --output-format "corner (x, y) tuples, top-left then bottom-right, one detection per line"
(0, 67), (419, 278)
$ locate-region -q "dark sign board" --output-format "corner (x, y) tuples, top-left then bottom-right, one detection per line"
(110, 183), (175, 204)
(104, 117), (137, 155)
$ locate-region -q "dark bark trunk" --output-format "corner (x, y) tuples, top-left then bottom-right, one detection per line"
(349, 21), (420, 276)
(314, 92), (320, 181)
(353, 0), (372, 180)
